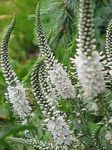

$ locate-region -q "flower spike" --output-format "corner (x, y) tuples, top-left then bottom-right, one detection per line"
(35, 2), (55, 66)
(106, 19), (112, 76)
(0, 14), (18, 85)
(35, 4), (76, 99)
(0, 16), (33, 120)
(31, 57), (75, 149)
(77, 0), (96, 56)
(71, 0), (105, 97)
(31, 57), (59, 118)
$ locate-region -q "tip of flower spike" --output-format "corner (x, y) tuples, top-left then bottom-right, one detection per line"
(1, 13), (16, 42)
(1, 13), (16, 47)
(13, 12), (16, 17)
(10, 13), (16, 28)
(0, 13), (17, 85)
(35, 1), (40, 15)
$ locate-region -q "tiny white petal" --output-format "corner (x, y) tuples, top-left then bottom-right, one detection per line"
(47, 115), (74, 147)
(7, 82), (32, 120)
(48, 62), (76, 99)
(74, 51), (105, 97)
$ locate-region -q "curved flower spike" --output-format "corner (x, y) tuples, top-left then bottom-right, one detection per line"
(35, 3), (76, 99)
(35, 2), (55, 67)
(31, 57), (75, 149)
(0, 14), (18, 85)
(0, 16), (33, 120)
(31, 57), (59, 118)
(31, 57), (48, 106)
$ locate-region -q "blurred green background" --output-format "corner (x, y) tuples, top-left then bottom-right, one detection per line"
(0, 0), (112, 149)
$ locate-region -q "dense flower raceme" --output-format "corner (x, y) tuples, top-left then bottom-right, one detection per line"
(47, 115), (74, 149)
(48, 61), (76, 99)
(35, 3), (76, 100)
(70, 0), (105, 97)
(31, 58), (75, 149)
(77, 0), (96, 56)
(7, 81), (33, 120)
(106, 19), (112, 76)
(0, 15), (33, 120)
(41, 80), (75, 148)
(105, 131), (112, 144)
(72, 51), (105, 97)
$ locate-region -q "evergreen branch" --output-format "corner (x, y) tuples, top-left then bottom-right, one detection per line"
(50, 0), (77, 49)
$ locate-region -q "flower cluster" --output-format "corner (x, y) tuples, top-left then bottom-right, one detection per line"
(73, 51), (105, 97)
(35, 3), (76, 100)
(77, 0), (96, 56)
(71, 0), (105, 97)
(47, 115), (74, 148)
(105, 131), (112, 144)
(0, 15), (32, 121)
(106, 19), (112, 76)
(48, 61), (76, 99)
(31, 57), (75, 149)
(7, 82), (32, 120)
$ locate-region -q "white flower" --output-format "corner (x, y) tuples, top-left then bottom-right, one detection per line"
(105, 131), (112, 144)
(109, 69), (112, 76)
(74, 51), (105, 97)
(47, 115), (74, 148)
(86, 101), (98, 113)
(48, 62), (76, 99)
(7, 82), (32, 120)
(108, 117), (112, 124)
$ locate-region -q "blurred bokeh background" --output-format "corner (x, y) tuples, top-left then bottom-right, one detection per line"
(0, 0), (112, 149)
